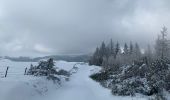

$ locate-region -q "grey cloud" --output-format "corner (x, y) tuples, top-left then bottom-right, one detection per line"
(0, 0), (169, 56)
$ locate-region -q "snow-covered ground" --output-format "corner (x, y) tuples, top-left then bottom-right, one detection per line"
(43, 64), (148, 100)
(0, 59), (149, 100)
(0, 59), (77, 100)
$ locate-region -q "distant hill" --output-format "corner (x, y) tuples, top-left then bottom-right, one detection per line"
(4, 55), (91, 62)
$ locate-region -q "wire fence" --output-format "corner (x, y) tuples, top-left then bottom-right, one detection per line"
(0, 62), (86, 78)
(0, 66), (27, 78)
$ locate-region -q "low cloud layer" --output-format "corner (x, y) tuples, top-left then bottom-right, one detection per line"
(0, 0), (169, 56)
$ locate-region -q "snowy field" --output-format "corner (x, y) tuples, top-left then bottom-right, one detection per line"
(0, 59), (149, 100)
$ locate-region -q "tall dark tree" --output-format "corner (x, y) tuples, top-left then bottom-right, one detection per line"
(110, 39), (114, 55)
(134, 43), (141, 59)
(123, 43), (129, 55)
(144, 44), (153, 64)
(47, 58), (56, 75)
(129, 42), (134, 55)
(115, 42), (120, 58)
(89, 47), (100, 65)
(99, 41), (107, 57)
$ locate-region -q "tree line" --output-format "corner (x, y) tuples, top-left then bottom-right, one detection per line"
(90, 27), (170, 68)
(90, 27), (170, 100)
(89, 40), (142, 67)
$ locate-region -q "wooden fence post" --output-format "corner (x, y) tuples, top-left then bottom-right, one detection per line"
(5, 67), (9, 77)
(24, 67), (27, 75)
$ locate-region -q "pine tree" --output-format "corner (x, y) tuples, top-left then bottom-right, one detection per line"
(155, 35), (162, 59)
(93, 47), (100, 65)
(134, 43), (141, 59)
(89, 47), (100, 65)
(123, 43), (129, 55)
(100, 41), (107, 57)
(47, 58), (55, 69)
(115, 42), (120, 58)
(98, 42), (107, 65)
(145, 44), (153, 64)
(129, 42), (133, 55)
(155, 26), (169, 60)
(47, 58), (56, 75)
(102, 56), (108, 70)
(160, 26), (169, 59)
(110, 39), (114, 56)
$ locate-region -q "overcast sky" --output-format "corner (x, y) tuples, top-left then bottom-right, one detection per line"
(0, 0), (169, 57)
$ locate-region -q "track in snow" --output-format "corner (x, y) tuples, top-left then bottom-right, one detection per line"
(44, 64), (146, 100)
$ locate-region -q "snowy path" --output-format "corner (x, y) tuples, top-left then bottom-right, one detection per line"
(0, 60), (147, 100)
(45, 64), (146, 100)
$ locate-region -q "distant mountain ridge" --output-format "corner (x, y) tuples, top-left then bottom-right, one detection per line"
(4, 55), (90, 62)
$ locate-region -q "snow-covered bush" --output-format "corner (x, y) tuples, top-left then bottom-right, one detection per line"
(27, 58), (69, 82)
(90, 71), (110, 82)
(57, 69), (70, 77)
(27, 58), (57, 76)
(111, 77), (151, 96)
(89, 27), (170, 99)
(90, 58), (170, 99)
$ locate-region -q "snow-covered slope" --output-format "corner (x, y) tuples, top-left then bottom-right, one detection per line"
(0, 59), (149, 100)
(0, 59), (76, 100)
